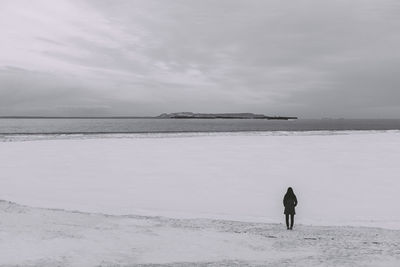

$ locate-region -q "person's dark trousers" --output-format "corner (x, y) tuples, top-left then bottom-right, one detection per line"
(285, 214), (294, 229)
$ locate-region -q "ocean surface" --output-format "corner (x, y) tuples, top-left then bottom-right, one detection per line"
(1, 118), (400, 134)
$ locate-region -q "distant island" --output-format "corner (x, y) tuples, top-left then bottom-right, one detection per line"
(158, 112), (297, 120)
(0, 113), (298, 120)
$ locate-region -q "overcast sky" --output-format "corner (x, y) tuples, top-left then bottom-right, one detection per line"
(1, 0), (400, 118)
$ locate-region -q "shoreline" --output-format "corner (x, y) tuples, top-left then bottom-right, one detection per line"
(0, 128), (400, 135)
(1, 129), (399, 143)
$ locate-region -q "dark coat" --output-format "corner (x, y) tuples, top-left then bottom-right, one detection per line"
(283, 193), (298, 215)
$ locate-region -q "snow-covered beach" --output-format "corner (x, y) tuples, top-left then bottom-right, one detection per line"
(1, 131), (400, 266)
(1, 200), (400, 266)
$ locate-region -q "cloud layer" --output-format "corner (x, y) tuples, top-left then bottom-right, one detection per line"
(1, 0), (400, 117)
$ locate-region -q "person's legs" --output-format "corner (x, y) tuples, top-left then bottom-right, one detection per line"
(285, 214), (289, 229)
(290, 214), (294, 229)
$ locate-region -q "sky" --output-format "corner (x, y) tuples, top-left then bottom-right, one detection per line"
(1, 0), (400, 118)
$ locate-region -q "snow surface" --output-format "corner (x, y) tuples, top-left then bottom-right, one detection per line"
(1, 131), (400, 266)
(1, 200), (400, 266)
(1, 131), (400, 229)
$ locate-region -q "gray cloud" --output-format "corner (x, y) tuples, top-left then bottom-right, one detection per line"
(1, 0), (400, 117)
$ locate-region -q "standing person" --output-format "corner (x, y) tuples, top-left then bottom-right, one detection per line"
(283, 187), (298, 230)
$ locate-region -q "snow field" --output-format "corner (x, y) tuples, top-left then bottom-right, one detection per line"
(1, 131), (399, 228)
(0, 200), (399, 266)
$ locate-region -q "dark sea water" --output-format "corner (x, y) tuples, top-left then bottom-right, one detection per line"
(1, 118), (400, 134)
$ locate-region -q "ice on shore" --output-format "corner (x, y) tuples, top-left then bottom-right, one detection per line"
(1, 200), (399, 266)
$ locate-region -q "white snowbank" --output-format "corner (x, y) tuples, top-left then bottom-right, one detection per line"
(1, 131), (400, 229)
(1, 200), (399, 266)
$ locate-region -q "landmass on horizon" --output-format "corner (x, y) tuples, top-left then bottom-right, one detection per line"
(158, 112), (298, 120)
(0, 113), (298, 120)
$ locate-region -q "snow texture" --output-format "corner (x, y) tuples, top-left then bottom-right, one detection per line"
(1, 200), (399, 266)
(1, 131), (399, 229)
(1, 131), (400, 266)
